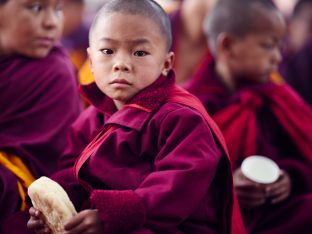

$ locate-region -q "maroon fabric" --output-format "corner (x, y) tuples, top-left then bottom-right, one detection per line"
(0, 211), (33, 234)
(0, 45), (82, 222)
(90, 190), (146, 233)
(53, 72), (239, 233)
(184, 58), (312, 233)
(168, 85), (246, 234)
(0, 165), (20, 222)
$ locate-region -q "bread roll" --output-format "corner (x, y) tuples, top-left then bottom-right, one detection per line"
(28, 176), (77, 234)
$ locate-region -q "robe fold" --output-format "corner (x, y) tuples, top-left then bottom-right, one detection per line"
(53, 71), (245, 233)
(0, 46), (82, 222)
(184, 58), (312, 234)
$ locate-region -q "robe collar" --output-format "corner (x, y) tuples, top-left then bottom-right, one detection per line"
(80, 71), (176, 131)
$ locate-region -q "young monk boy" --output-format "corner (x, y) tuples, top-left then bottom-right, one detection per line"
(0, 0), (82, 223)
(184, 0), (312, 233)
(26, 0), (245, 233)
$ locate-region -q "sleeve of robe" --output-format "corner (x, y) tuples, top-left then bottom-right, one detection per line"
(90, 105), (223, 233)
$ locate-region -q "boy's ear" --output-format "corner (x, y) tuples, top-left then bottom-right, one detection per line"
(216, 32), (236, 56)
(162, 51), (175, 76)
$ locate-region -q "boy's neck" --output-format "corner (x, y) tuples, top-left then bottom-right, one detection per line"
(113, 100), (124, 110)
(215, 60), (236, 93)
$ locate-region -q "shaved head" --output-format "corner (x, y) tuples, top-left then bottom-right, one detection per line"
(204, 0), (280, 54)
(89, 0), (172, 51)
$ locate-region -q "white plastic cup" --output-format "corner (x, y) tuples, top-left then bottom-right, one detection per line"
(241, 155), (280, 184)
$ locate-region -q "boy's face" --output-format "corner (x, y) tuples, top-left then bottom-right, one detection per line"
(0, 0), (64, 58)
(88, 12), (174, 109)
(227, 11), (285, 84)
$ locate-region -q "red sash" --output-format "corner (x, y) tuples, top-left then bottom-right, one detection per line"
(213, 83), (312, 166)
(74, 125), (117, 179)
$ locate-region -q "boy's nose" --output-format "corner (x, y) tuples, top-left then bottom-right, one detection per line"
(113, 61), (131, 72)
(43, 10), (61, 28)
(272, 48), (282, 65)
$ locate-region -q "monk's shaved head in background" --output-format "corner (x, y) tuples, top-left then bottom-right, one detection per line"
(204, 0), (281, 54)
(89, 0), (172, 51)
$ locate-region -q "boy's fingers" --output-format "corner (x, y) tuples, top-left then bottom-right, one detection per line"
(238, 197), (266, 209)
(271, 191), (290, 204)
(236, 189), (266, 200)
(29, 207), (41, 217)
(266, 174), (291, 198)
(27, 218), (43, 228)
(64, 212), (85, 230)
(36, 227), (52, 234)
(64, 223), (86, 234)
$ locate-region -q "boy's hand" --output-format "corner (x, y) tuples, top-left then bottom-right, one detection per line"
(64, 209), (103, 234)
(233, 168), (267, 210)
(265, 169), (292, 204)
(27, 207), (52, 234)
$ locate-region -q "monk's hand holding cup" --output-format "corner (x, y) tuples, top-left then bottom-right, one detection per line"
(233, 168), (267, 210)
(264, 169), (292, 204)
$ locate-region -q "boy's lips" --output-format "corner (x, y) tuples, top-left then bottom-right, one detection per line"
(110, 79), (131, 85)
(35, 37), (55, 47)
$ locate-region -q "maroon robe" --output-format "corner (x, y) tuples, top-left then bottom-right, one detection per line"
(0, 46), (83, 222)
(184, 58), (312, 234)
(50, 72), (245, 233)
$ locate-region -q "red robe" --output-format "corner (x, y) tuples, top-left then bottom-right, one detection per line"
(51, 72), (245, 233)
(184, 58), (312, 234)
(0, 46), (82, 222)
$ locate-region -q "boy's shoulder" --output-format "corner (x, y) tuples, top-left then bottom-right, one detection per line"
(153, 95), (209, 127)
(1, 45), (75, 79)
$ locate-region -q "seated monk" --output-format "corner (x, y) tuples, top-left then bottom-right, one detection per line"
(184, 0), (312, 233)
(0, 0), (82, 224)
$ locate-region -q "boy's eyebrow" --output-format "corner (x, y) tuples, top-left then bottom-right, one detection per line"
(129, 39), (152, 47)
(99, 37), (152, 46)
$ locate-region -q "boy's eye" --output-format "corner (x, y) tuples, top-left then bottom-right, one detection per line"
(134, 51), (148, 57)
(101, 49), (113, 55)
(30, 3), (43, 13)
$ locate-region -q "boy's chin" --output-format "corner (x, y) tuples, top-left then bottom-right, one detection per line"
(22, 47), (53, 59)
